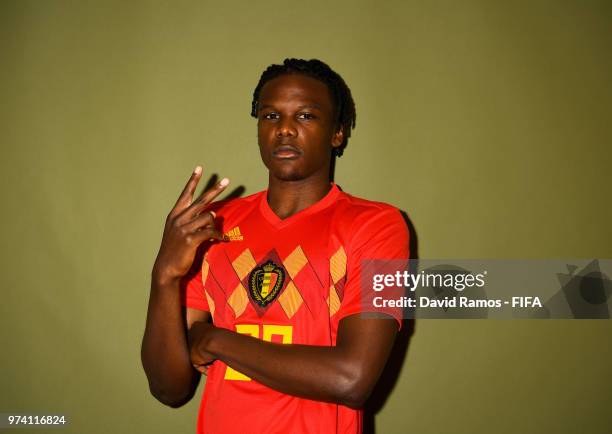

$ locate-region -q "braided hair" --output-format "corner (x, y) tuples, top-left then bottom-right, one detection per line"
(251, 58), (356, 157)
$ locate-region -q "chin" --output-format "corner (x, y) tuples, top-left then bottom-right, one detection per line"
(266, 160), (306, 182)
(273, 169), (306, 182)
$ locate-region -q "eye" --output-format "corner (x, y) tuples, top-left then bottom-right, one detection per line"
(261, 112), (279, 120)
(297, 112), (315, 120)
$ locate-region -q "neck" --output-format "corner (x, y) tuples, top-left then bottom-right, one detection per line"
(266, 174), (332, 220)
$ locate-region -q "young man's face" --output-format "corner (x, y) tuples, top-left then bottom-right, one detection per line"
(256, 74), (343, 183)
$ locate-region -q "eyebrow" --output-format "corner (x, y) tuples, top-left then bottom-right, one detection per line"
(258, 103), (322, 111)
(298, 104), (322, 110)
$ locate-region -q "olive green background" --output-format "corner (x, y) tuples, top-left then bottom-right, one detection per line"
(1, 1), (611, 433)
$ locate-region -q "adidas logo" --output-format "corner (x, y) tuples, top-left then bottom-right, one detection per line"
(223, 226), (244, 241)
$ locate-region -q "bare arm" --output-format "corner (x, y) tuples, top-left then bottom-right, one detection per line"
(141, 166), (228, 407)
(141, 283), (210, 407)
(189, 314), (398, 409)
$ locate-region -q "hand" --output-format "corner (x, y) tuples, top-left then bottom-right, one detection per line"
(152, 166), (229, 285)
(188, 321), (217, 374)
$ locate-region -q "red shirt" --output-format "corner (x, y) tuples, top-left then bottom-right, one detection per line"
(185, 183), (409, 434)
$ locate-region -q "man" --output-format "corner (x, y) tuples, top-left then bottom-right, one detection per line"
(141, 58), (409, 434)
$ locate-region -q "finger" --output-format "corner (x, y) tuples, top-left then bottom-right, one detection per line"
(192, 227), (223, 244)
(197, 177), (230, 207)
(173, 166), (203, 211)
(182, 227), (223, 249)
(202, 173), (219, 193)
(185, 177), (230, 219)
(182, 211), (216, 233)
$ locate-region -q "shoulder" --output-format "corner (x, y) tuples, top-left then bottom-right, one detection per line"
(327, 187), (409, 259)
(333, 187), (405, 229)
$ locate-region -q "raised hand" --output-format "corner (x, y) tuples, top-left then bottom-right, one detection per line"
(152, 166), (229, 286)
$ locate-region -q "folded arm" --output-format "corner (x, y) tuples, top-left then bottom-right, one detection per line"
(189, 314), (398, 409)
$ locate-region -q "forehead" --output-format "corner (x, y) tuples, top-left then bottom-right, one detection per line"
(258, 74), (334, 111)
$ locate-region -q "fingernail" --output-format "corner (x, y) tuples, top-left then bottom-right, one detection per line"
(194, 166), (202, 175)
(210, 211), (216, 218)
(219, 178), (229, 187)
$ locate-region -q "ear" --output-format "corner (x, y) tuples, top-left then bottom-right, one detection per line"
(331, 127), (344, 149)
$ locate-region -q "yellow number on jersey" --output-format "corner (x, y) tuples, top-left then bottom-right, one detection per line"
(224, 324), (293, 381)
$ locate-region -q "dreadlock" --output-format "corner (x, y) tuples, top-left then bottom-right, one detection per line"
(250, 58), (356, 157)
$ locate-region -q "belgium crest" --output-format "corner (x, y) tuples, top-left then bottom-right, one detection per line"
(248, 260), (285, 307)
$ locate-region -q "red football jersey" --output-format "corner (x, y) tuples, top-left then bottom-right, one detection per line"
(185, 183), (409, 434)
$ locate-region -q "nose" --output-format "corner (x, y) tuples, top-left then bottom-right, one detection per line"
(276, 117), (297, 138)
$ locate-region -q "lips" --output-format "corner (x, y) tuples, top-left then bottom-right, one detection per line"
(273, 144), (302, 159)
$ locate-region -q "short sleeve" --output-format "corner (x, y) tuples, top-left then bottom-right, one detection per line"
(184, 268), (211, 312)
(335, 207), (410, 329)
